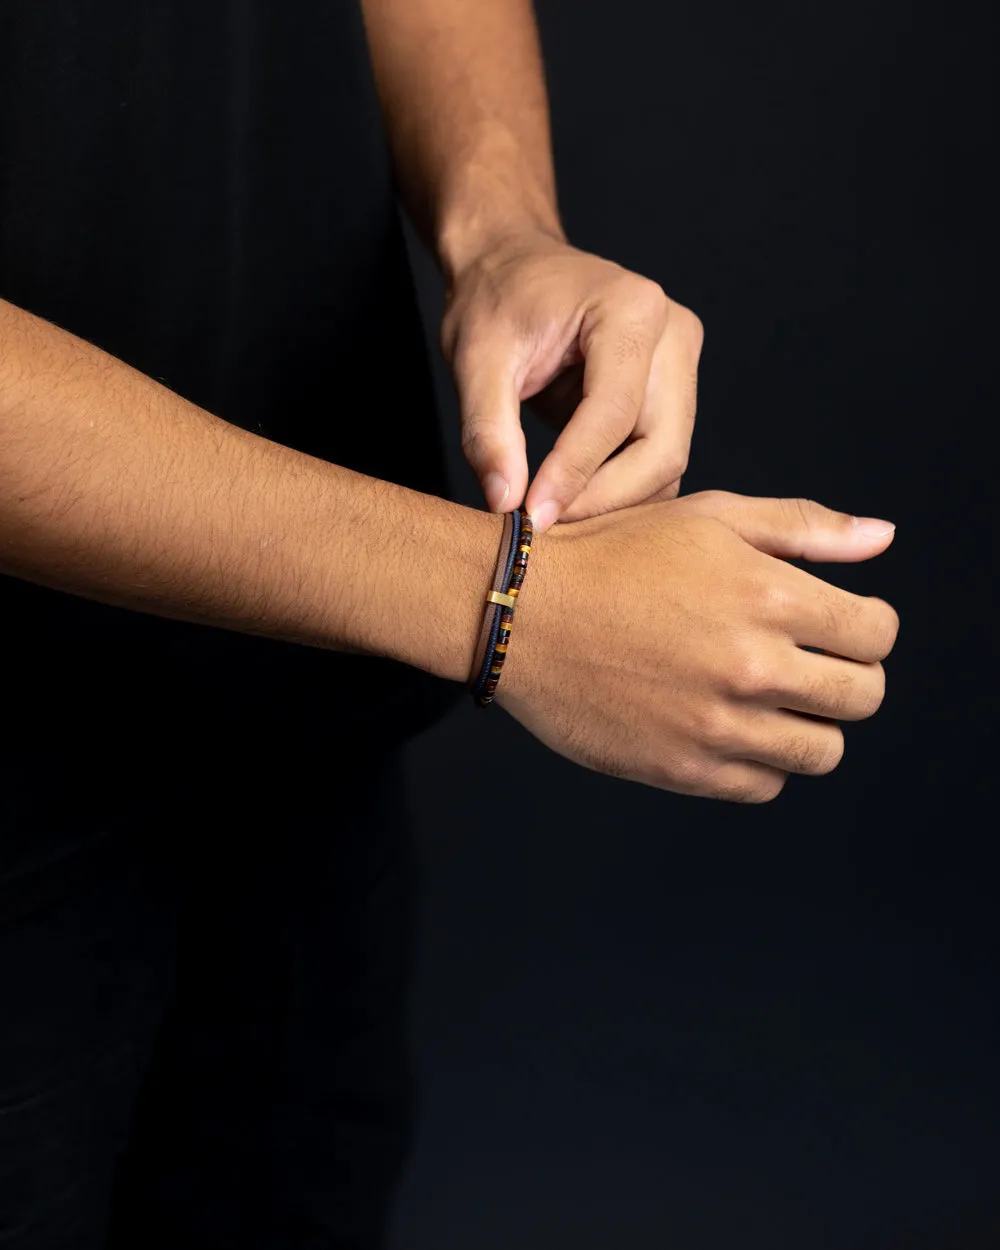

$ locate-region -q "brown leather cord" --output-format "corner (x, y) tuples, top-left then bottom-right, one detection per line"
(467, 510), (516, 691)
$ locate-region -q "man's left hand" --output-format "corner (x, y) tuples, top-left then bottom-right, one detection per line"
(441, 230), (704, 532)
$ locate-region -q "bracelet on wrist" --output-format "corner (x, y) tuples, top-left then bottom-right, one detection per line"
(468, 507), (534, 707)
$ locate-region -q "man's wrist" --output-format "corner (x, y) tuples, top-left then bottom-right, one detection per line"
(434, 125), (564, 282)
(438, 204), (565, 286)
(354, 483), (507, 686)
(368, 487), (560, 703)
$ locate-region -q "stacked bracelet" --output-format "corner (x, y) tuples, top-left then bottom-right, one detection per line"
(468, 507), (535, 708)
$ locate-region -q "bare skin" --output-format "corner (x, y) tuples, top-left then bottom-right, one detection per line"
(0, 300), (896, 803)
(354, 0), (899, 797)
(2, 1), (898, 804)
(500, 491), (898, 802)
(361, 0), (705, 527)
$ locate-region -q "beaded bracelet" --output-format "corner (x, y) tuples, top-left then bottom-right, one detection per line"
(469, 509), (519, 702)
(468, 507), (534, 708)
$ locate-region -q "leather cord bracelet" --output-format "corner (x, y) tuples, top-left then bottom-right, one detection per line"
(468, 507), (534, 707)
(469, 509), (519, 701)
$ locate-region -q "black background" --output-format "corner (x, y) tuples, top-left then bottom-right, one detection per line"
(392, 0), (997, 1247)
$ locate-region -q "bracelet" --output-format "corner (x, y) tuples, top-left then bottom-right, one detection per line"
(469, 509), (519, 701)
(468, 507), (534, 708)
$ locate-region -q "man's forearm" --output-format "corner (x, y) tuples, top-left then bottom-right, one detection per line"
(359, 0), (564, 277)
(0, 298), (502, 683)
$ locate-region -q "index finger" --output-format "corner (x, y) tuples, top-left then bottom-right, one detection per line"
(525, 312), (658, 530)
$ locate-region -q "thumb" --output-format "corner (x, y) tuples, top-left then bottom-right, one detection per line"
(453, 337), (529, 513)
(678, 491), (896, 561)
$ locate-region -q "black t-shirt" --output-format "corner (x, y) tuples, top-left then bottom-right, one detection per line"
(0, 2), (460, 834)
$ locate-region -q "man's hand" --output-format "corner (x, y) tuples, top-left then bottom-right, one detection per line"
(442, 229), (704, 532)
(497, 491), (899, 802)
(361, 0), (700, 529)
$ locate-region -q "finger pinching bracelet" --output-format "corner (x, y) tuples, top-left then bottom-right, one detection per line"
(468, 507), (534, 708)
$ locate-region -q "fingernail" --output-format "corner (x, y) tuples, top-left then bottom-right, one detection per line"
(483, 472), (510, 513)
(529, 499), (561, 533)
(852, 516), (896, 537)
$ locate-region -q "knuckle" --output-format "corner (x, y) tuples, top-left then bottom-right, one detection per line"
(840, 590), (866, 623)
(650, 461), (688, 504)
(650, 478), (682, 503)
(824, 731), (847, 773)
(632, 277), (669, 320)
(687, 488), (735, 514)
(859, 662), (887, 717)
(868, 597), (900, 657)
(726, 644), (774, 699)
(691, 702), (741, 753)
(665, 446), (690, 482)
(452, 314), (517, 377)
(788, 728), (844, 776)
(757, 575), (794, 621)
(671, 301), (706, 351)
(819, 589), (856, 639)
(447, 314), (485, 370)
(716, 769), (786, 804)
(747, 772), (788, 803)
(453, 345), (490, 391)
(669, 752), (713, 794)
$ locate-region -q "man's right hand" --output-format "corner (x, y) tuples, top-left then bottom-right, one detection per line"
(499, 491), (899, 802)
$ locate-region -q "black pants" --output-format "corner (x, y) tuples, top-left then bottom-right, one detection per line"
(0, 730), (418, 1250)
